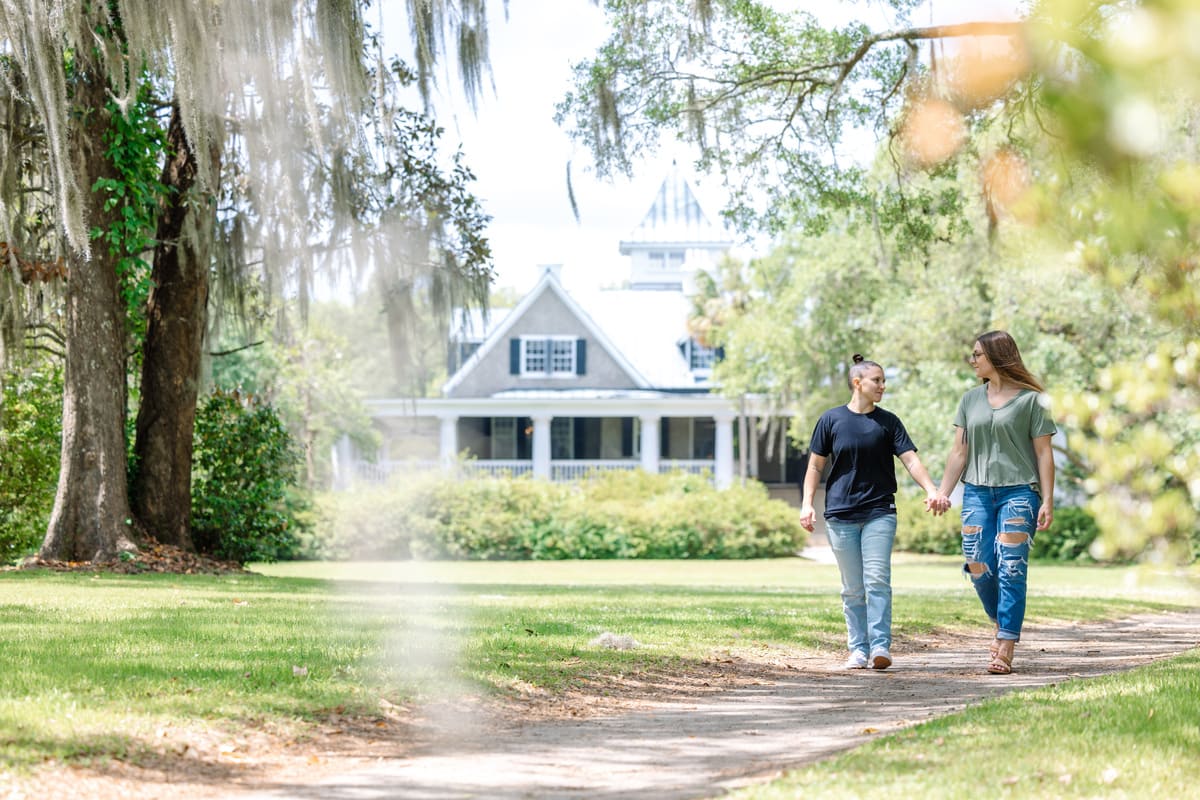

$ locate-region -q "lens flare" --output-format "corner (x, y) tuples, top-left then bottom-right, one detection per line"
(899, 97), (966, 167)
(945, 34), (1031, 110)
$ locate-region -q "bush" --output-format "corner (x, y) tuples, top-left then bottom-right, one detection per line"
(1032, 505), (1103, 563)
(893, 491), (960, 554)
(0, 368), (62, 562)
(191, 390), (309, 564)
(313, 469), (808, 560)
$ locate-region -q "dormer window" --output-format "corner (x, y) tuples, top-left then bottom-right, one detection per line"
(679, 337), (720, 378)
(648, 250), (686, 271)
(511, 336), (587, 377)
(689, 341), (717, 370)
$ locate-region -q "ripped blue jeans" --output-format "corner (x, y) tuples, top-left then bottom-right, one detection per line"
(960, 483), (1037, 642)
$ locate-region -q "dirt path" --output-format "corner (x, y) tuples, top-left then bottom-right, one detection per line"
(223, 608), (1200, 800)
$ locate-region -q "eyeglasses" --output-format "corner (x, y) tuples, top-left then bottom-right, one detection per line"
(966, 350), (986, 364)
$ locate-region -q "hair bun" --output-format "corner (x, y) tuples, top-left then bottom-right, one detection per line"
(851, 353), (865, 364)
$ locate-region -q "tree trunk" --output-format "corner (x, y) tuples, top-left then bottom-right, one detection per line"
(131, 101), (213, 550)
(39, 69), (137, 562)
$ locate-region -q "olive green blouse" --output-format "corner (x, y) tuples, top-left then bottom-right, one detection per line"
(953, 385), (1057, 487)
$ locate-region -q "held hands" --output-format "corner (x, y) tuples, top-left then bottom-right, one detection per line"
(924, 491), (952, 516)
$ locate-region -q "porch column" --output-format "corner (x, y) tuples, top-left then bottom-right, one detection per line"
(714, 412), (735, 489)
(639, 414), (661, 474)
(438, 415), (458, 468)
(331, 434), (354, 490)
(531, 414), (552, 479)
(749, 415), (759, 478)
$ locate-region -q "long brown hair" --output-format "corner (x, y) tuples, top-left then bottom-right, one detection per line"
(976, 330), (1044, 392)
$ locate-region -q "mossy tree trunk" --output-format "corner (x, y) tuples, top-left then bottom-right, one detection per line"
(130, 101), (215, 551)
(38, 64), (137, 562)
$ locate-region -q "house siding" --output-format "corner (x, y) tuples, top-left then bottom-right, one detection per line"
(448, 289), (636, 397)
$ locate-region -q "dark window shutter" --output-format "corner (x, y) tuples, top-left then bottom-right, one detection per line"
(510, 338), (520, 374)
(621, 417), (633, 457)
(576, 338), (587, 375)
(714, 346), (725, 362)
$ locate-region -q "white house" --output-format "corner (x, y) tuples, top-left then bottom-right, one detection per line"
(336, 166), (806, 494)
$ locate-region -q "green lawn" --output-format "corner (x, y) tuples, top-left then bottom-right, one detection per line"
(0, 556), (1196, 793)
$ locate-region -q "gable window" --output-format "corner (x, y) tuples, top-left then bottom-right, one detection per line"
(522, 338), (548, 373)
(515, 336), (584, 377)
(549, 339), (575, 373)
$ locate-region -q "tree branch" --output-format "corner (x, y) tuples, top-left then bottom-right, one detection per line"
(826, 21), (1027, 121)
(209, 340), (264, 357)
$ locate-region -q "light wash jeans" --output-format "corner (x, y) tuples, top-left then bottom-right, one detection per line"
(960, 483), (1038, 642)
(825, 513), (897, 655)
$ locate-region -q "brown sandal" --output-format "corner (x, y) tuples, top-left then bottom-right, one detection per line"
(988, 640), (1014, 674)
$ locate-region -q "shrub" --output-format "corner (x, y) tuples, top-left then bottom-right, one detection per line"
(1032, 505), (1103, 563)
(0, 367), (62, 562)
(893, 491), (960, 554)
(191, 390), (309, 564)
(313, 469), (808, 560)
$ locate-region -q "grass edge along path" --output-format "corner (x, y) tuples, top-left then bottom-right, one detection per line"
(729, 646), (1200, 800)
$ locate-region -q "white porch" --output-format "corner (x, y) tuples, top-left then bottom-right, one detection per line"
(338, 392), (740, 488)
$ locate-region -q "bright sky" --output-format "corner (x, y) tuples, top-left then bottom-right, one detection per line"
(387, 0), (1024, 296)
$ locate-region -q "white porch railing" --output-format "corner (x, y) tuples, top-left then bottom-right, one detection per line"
(460, 460), (534, 479)
(353, 459), (439, 483)
(661, 459), (715, 476)
(350, 458), (713, 484)
(550, 460), (641, 481)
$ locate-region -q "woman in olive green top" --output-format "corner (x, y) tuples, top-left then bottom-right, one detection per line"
(935, 330), (1056, 675)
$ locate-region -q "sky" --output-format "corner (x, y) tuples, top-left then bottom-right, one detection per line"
(383, 0), (1024, 296)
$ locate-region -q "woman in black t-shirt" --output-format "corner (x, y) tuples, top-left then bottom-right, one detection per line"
(799, 355), (944, 670)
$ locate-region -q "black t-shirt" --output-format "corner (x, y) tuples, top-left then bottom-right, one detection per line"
(808, 405), (917, 522)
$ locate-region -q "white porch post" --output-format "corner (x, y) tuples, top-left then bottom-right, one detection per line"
(438, 415), (458, 468)
(532, 414), (552, 479)
(639, 414), (661, 474)
(714, 413), (735, 489)
(749, 415), (759, 478)
(331, 434), (354, 490)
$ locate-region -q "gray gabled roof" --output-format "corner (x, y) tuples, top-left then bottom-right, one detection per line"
(441, 268), (651, 394)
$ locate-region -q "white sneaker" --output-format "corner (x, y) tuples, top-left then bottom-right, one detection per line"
(870, 647), (892, 670)
(844, 651), (869, 669)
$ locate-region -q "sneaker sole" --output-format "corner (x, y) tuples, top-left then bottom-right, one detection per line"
(871, 655), (891, 670)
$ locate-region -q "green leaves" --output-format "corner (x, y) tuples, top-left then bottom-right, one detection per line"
(191, 390), (308, 564)
(0, 368), (63, 561)
(88, 84), (168, 348)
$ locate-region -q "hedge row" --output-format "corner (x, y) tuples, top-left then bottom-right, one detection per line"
(314, 470), (808, 560)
